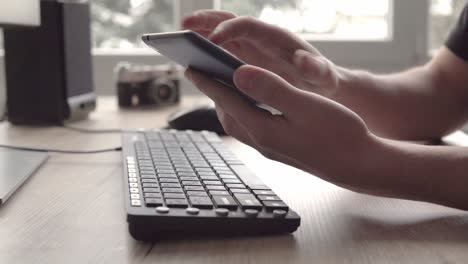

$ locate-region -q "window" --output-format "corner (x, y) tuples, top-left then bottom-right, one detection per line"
(89, 0), (428, 94)
(429, 0), (466, 52)
(220, 0), (391, 41)
(92, 0), (175, 50)
(2, 1), (464, 94)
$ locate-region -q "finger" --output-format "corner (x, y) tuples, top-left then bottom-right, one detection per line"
(185, 68), (272, 131)
(220, 41), (277, 70)
(233, 65), (307, 116)
(209, 17), (318, 55)
(293, 49), (340, 89)
(182, 10), (235, 32)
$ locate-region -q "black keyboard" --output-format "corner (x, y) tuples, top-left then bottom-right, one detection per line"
(122, 130), (300, 240)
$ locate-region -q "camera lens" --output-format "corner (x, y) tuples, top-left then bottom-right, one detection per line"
(151, 78), (176, 103)
(157, 84), (173, 101)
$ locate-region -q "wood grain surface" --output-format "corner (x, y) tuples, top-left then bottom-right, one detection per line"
(1, 96), (468, 264)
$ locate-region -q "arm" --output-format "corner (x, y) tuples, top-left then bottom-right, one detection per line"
(186, 65), (468, 211)
(356, 138), (468, 211)
(333, 48), (468, 140)
(184, 11), (468, 140)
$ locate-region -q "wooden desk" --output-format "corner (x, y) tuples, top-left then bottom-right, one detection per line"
(1, 96), (468, 264)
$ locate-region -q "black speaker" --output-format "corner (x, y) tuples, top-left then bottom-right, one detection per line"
(3, 0), (96, 125)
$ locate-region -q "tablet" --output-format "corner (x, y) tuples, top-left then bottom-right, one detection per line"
(142, 30), (280, 114)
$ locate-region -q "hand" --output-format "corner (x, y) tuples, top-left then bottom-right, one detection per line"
(185, 65), (377, 187)
(183, 10), (344, 98)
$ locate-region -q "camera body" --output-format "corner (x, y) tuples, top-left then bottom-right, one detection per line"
(116, 62), (181, 107)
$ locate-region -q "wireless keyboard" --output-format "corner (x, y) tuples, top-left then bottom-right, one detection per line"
(122, 130), (300, 240)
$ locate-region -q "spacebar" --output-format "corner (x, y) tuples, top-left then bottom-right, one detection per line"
(229, 165), (267, 189)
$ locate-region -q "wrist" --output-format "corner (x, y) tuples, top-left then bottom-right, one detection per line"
(333, 67), (373, 103)
(327, 128), (384, 192)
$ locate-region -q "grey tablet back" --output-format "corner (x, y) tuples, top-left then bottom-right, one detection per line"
(0, 149), (48, 205)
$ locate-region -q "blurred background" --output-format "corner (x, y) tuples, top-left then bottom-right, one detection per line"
(0, 0), (466, 95)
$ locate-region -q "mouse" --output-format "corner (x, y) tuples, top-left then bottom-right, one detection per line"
(167, 105), (226, 135)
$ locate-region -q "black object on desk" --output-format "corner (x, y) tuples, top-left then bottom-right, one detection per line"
(0, 149), (48, 205)
(168, 105), (226, 135)
(3, 0), (96, 125)
(121, 130), (300, 240)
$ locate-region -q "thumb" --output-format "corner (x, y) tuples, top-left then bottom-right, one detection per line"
(293, 49), (338, 87)
(233, 65), (305, 116)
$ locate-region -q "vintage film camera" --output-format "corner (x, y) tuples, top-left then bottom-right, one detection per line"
(116, 62), (181, 107)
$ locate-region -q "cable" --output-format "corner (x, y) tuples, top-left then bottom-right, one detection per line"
(0, 144), (122, 154)
(59, 125), (122, 134)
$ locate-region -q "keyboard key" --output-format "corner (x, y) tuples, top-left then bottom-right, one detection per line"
(257, 195), (282, 201)
(182, 181), (202, 186)
(184, 186), (205, 191)
(203, 180), (223, 186)
(222, 179), (242, 184)
(131, 200), (141, 207)
(195, 167), (212, 172)
(253, 190), (275, 196)
(154, 165), (173, 170)
(189, 196), (214, 209)
(206, 185), (226, 191)
(160, 183), (181, 188)
(198, 172), (216, 177)
(157, 174), (177, 179)
(130, 188), (139, 193)
(164, 193), (186, 199)
(140, 174), (156, 179)
(147, 199), (163, 207)
(165, 199), (189, 208)
(157, 169), (175, 174)
(144, 193), (162, 198)
(129, 182), (138, 188)
(178, 172), (197, 177)
(186, 191), (209, 197)
(249, 185), (271, 190)
(199, 176), (218, 180)
(142, 183), (159, 188)
(209, 190), (230, 196)
(233, 193), (262, 210)
(179, 176), (198, 181)
(140, 170), (155, 175)
(162, 187), (184, 193)
(230, 189), (251, 194)
(213, 196), (238, 210)
(141, 179), (158, 183)
(263, 201), (289, 211)
(218, 174), (237, 179)
(159, 178), (179, 183)
(143, 187), (160, 193)
(209, 163), (227, 167)
(226, 183), (245, 189)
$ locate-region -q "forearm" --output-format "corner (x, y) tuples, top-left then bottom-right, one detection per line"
(333, 50), (468, 140)
(342, 136), (468, 210)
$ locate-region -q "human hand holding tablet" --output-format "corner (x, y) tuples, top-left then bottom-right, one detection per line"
(141, 30), (280, 115)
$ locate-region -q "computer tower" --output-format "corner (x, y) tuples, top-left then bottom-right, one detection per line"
(3, 0), (96, 125)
